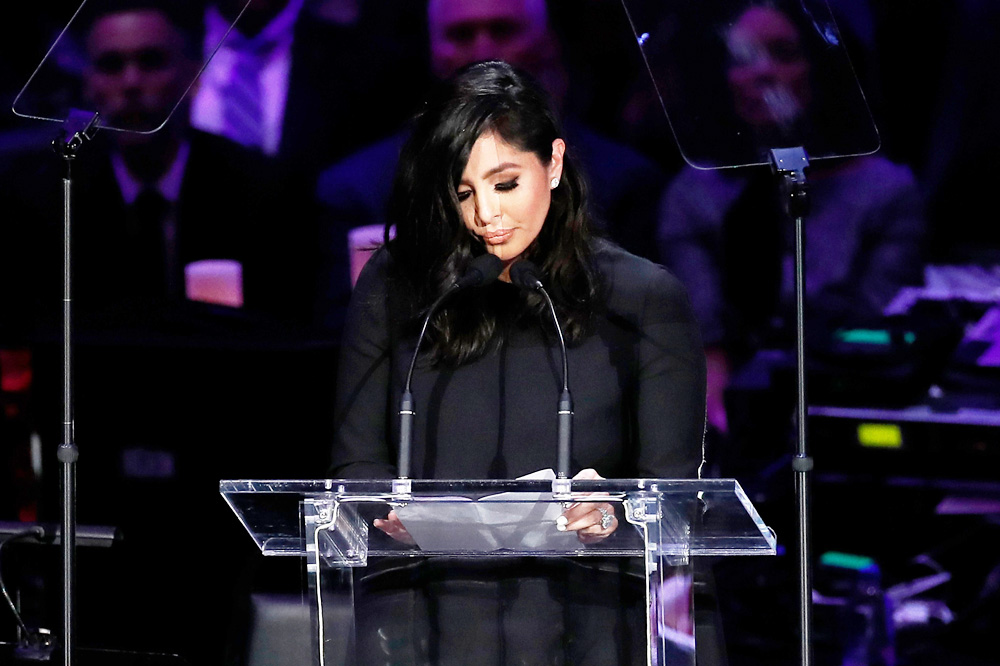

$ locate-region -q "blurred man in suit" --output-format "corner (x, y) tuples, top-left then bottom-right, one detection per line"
(0, 2), (330, 662)
(2, 0), (317, 328)
(191, 0), (429, 174)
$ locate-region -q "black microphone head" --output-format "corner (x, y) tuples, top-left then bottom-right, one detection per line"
(456, 253), (504, 289)
(509, 259), (543, 291)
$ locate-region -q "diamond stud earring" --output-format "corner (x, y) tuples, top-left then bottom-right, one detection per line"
(550, 177), (560, 189)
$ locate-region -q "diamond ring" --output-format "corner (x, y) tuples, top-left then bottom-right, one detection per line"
(597, 506), (614, 530)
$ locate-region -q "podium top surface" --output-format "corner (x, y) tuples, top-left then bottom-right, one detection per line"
(220, 478), (777, 559)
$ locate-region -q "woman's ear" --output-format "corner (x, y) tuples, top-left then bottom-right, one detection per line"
(548, 138), (566, 183)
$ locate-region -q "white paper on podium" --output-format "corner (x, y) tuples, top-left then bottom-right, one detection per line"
(394, 469), (582, 552)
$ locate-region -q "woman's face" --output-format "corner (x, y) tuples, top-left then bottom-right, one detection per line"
(458, 132), (565, 277)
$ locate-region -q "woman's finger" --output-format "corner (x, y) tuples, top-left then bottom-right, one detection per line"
(561, 502), (617, 535)
(374, 510), (416, 545)
(572, 467), (603, 481)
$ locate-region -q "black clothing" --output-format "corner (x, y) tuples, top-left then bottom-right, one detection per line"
(330, 240), (708, 666)
(0, 129), (314, 336)
(275, 4), (430, 175)
(331, 240), (706, 481)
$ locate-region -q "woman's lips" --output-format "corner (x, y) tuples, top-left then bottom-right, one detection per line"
(483, 228), (514, 245)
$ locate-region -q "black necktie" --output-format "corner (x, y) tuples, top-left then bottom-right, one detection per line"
(128, 188), (171, 299)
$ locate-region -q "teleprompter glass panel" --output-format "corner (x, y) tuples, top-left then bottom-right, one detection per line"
(620, 0), (879, 168)
(12, 0), (254, 134)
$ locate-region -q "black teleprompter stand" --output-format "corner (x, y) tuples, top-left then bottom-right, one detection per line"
(770, 146), (815, 666)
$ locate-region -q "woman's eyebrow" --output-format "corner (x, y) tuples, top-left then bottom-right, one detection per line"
(481, 162), (519, 178)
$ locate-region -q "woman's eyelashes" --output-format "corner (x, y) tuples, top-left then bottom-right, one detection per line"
(456, 179), (519, 201)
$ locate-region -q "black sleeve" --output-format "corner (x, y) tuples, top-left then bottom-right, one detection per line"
(633, 265), (708, 479)
(329, 249), (397, 479)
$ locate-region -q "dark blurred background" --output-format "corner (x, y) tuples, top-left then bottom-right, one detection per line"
(1, 1), (999, 665)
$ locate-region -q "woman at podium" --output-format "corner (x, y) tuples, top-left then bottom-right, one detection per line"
(330, 60), (708, 665)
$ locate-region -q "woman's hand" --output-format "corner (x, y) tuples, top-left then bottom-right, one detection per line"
(373, 509), (416, 545)
(559, 468), (618, 544)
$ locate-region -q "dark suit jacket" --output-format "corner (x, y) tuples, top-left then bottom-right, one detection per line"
(267, 4), (430, 177)
(1, 128), (316, 339)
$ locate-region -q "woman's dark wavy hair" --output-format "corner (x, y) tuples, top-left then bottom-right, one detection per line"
(386, 60), (599, 366)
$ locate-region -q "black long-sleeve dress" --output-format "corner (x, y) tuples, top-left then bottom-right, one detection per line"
(332, 239), (706, 481)
(330, 239), (708, 666)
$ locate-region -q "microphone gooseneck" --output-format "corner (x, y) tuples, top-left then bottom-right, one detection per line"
(510, 260), (573, 480)
(397, 253), (504, 479)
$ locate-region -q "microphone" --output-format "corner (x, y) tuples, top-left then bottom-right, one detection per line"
(453, 252), (504, 290)
(397, 253), (504, 480)
(510, 260), (573, 480)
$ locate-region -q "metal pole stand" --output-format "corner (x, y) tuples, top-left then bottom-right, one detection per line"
(50, 109), (100, 666)
(769, 146), (814, 666)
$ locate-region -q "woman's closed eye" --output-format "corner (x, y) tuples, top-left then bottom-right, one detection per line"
(457, 179), (518, 202)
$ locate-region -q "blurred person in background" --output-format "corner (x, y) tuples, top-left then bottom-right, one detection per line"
(657, 1), (924, 464)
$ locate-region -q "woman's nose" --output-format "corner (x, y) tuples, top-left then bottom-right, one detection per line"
(475, 191), (502, 226)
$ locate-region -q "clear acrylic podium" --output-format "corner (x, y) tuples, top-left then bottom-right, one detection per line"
(221, 478), (776, 665)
